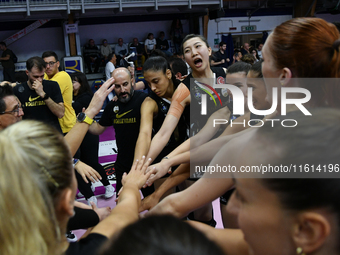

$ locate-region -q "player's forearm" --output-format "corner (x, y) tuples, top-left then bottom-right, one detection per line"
(92, 184), (140, 238)
(155, 163), (190, 197)
(65, 122), (91, 156)
(190, 136), (231, 164)
(134, 133), (152, 162)
(88, 122), (106, 135)
(44, 99), (64, 118)
(166, 151), (190, 168)
(146, 133), (171, 163)
(166, 138), (190, 159)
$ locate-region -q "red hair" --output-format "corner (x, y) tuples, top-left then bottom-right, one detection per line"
(269, 17), (340, 107)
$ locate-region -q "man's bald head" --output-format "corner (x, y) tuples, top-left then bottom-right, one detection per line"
(112, 67), (131, 80)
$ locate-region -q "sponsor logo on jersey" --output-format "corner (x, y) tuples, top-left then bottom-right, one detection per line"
(29, 95), (40, 102)
(116, 109), (133, 118)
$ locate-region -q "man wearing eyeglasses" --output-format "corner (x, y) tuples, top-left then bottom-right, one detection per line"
(0, 82), (24, 130)
(42, 51), (76, 135)
(13, 56), (64, 133)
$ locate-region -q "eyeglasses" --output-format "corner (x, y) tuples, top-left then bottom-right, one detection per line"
(45, 61), (57, 67)
(0, 104), (23, 116)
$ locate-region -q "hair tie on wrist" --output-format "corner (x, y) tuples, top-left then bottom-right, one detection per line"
(332, 39), (340, 52)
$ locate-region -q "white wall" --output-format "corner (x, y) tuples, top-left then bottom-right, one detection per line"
(207, 15), (292, 48)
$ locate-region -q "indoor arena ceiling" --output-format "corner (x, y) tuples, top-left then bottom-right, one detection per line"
(0, 0), (338, 24)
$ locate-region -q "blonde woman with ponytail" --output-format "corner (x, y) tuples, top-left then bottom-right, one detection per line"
(0, 132), (61, 255)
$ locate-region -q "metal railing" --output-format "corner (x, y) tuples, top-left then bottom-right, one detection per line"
(0, 0), (222, 16)
(0, 0), (221, 7)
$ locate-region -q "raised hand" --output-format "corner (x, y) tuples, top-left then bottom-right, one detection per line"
(85, 77), (115, 119)
(122, 156), (153, 190)
(75, 160), (102, 183)
(32, 80), (45, 97)
(144, 159), (172, 187)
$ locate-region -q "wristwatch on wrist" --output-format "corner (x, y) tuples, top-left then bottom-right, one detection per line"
(41, 93), (50, 100)
(77, 112), (94, 125)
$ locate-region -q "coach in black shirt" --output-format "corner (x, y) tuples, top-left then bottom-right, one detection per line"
(88, 67), (152, 196)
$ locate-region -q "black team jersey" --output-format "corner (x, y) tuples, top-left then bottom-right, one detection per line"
(183, 66), (227, 137)
(99, 90), (147, 171)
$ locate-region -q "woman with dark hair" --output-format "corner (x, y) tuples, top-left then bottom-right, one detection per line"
(71, 72), (114, 206)
(133, 56), (187, 197)
(249, 46), (260, 62)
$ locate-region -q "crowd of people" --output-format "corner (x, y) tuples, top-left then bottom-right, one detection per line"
(83, 21), (183, 74)
(211, 40), (263, 68)
(0, 17), (340, 255)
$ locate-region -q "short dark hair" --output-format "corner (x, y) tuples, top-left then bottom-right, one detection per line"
(219, 41), (226, 47)
(99, 215), (224, 255)
(41, 51), (59, 62)
(169, 57), (187, 77)
(227, 61), (251, 75)
(26, 56), (46, 72)
(0, 84), (15, 113)
(0, 42), (6, 47)
(107, 53), (114, 61)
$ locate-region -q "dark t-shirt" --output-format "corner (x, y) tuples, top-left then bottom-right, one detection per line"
(13, 80), (63, 133)
(241, 48), (249, 56)
(213, 50), (229, 68)
(131, 43), (145, 55)
(1, 49), (15, 68)
(156, 38), (169, 51)
(183, 66), (227, 136)
(66, 233), (108, 255)
(99, 90), (147, 171)
(73, 92), (93, 115)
